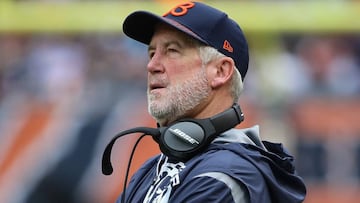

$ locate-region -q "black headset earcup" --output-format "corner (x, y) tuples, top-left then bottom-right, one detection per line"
(157, 103), (243, 161)
(159, 121), (206, 161)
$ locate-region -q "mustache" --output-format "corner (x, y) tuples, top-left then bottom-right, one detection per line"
(148, 76), (168, 87)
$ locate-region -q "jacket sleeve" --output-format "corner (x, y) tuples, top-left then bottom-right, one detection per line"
(169, 171), (250, 203)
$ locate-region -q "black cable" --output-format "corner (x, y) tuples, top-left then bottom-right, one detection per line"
(121, 133), (147, 203)
(102, 127), (161, 175)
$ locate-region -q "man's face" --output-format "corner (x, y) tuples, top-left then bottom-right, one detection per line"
(147, 24), (211, 125)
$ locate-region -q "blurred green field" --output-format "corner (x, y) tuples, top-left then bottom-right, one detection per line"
(0, 1), (360, 32)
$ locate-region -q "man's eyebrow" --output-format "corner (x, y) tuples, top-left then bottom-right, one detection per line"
(164, 40), (182, 48)
(148, 45), (155, 53)
(148, 40), (183, 52)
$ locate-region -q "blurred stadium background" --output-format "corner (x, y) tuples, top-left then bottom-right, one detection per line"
(1, 0), (360, 202)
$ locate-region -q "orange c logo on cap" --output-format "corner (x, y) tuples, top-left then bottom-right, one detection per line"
(163, 2), (195, 17)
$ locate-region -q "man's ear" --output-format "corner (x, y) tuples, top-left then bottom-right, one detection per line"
(209, 57), (235, 89)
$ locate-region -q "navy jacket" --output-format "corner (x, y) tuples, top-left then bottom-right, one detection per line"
(117, 126), (306, 203)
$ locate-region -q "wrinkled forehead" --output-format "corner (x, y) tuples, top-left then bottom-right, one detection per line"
(151, 22), (204, 48)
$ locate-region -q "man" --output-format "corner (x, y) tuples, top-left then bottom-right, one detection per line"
(116, 1), (306, 202)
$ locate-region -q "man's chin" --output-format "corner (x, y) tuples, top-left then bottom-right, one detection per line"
(149, 101), (171, 117)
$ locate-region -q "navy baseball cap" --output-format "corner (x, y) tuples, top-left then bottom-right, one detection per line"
(123, 1), (249, 81)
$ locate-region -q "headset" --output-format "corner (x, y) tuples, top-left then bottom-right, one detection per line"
(102, 103), (244, 175)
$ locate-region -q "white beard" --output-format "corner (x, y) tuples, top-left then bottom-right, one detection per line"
(147, 67), (211, 124)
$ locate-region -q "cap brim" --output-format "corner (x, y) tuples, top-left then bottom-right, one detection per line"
(123, 11), (206, 45)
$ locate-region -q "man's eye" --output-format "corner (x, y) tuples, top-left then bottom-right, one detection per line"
(148, 52), (155, 59)
(167, 48), (178, 53)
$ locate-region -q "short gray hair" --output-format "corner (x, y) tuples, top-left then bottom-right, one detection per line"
(198, 46), (243, 102)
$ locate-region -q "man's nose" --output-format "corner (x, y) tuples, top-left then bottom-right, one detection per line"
(147, 51), (165, 74)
